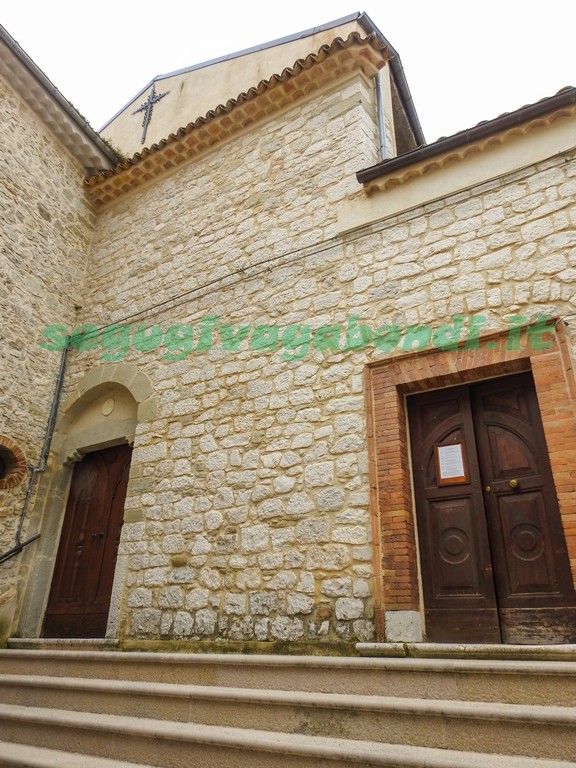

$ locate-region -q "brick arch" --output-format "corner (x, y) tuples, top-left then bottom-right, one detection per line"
(364, 322), (576, 642)
(0, 435), (27, 490)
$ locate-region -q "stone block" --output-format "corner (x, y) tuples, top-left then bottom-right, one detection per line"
(241, 524), (270, 553)
(130, 608), (161, 636)
(158, 587), (183, 609)
(305, 544), (350, 570)
(321, 578), (352, 597)
(332, 525), (368, 544)
(335, 597), (363, 620)
(304, 461), (334, 487)
(287, 593), (314, 615)
(126, 588), (152, 608)
(173, 611), (194, 637)
(270, 616), (304, 640)
(249, 591), (278, 615)
(224, 592), (246, 615)
(186, 588), (209, 610)
(316, 487), (345, 512)
(295, 518), (330, 544)
(195, 608), (217, 635)
(267, 570), (297, 589)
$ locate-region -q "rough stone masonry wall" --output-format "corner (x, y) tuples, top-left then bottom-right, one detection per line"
(58, 75), (381, 645)
(0, 73), (96, 590)
(63, 81), (576, 644)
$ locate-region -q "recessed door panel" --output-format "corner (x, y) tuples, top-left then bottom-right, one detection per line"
(431, 498), (486, 596)
(496, 492), (560, 596)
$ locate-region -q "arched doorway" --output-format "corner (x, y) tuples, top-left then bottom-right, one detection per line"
(43, 443), (132, 638)
(15, 363), (156, 639)
(364, 322), (576, 644)
(407, 371), (576, 644)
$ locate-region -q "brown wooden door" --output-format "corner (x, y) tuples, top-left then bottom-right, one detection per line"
(408, 373), (576, 644)
(43, 443), (132, 638)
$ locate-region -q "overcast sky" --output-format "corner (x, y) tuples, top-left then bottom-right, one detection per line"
(2, 1), (574, 144)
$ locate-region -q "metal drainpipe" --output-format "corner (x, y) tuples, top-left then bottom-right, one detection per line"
(0, 341), (70, 566)
(375, 70), (388, 161)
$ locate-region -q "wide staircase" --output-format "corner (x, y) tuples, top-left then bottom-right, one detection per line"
(0, 641), (575, 767)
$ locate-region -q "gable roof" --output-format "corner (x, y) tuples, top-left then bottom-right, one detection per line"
(101, 13), (424, 159)
(99, 13), (365, 133)
(86, 31), (389, 208)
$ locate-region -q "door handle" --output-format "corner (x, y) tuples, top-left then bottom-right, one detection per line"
(486, 480), (519, 491)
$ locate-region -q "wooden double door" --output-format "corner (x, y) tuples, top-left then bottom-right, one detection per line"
(43, 444), (132, 638)
(408, 373), (576, 644)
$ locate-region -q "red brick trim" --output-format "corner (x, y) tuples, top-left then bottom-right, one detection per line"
(365, 322), (576, 640)
(0, 436), (27, 489)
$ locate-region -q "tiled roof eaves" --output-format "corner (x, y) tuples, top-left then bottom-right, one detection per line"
(357, 86), (576, 189)
(85, 32), (388, 208)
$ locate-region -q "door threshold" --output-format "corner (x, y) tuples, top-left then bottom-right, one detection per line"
(7, 637), (120, 651)
(356, 642), (576, 662)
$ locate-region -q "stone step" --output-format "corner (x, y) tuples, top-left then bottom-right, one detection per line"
(0, 674), (574, 759)
(0, 704), (575, 768)
(0, 741), (156, 768)
(357, 643), (576, 662)
(1, 649), (575, 705)
(12, 638), (576, 662)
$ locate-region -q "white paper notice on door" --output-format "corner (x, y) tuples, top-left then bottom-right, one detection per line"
(435, 442), (468, 485)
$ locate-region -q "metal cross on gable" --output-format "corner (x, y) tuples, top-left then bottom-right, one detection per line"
(132, 83), (169, 145)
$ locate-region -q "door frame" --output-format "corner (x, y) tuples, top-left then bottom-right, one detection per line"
(364, 319), (576, 643)
(407, 372), (576, 643)
(15, 364), (157, 640)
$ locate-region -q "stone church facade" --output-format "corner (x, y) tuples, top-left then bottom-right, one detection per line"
(1, 14), (575, 649)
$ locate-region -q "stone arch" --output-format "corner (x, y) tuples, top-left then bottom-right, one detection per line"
(52, 363), (157, 463)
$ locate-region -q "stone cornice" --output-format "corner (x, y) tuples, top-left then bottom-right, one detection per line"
(358, 90), (576, 194)
(85, 33), (389, 209)
(338, 103), (576, 235)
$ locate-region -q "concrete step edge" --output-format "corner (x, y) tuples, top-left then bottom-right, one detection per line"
(357, 643), (576, 662)
(0, 704), (575, 768)
(10, 639), (576, 663)
(0, 741), (153, 768)
(1, 674), (575, 725)
(2, 648), (576, 677)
